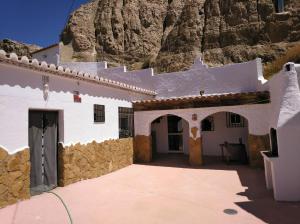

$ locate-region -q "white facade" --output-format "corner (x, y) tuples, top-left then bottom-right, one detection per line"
(0, 52), (153, 154)
(32, 44), (59, 65)
(1, 43), (300, 202)
(201, 112), (249, 156)
(262, 63), (300, 201)
(134, 104), (270, 138)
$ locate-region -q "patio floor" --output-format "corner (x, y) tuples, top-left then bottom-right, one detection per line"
(1, 155), (300, 224)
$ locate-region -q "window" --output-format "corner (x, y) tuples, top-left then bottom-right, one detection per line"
(94, 104), (105, 122)
(119, 107), (134, 138)
(226, 112), (246, 128)
(201, 116), (214, 131)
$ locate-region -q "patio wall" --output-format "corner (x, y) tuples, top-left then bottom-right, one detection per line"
(0, 138), (134, 209)
(58, 138), (133, 186)
(0, 148), (30, 208)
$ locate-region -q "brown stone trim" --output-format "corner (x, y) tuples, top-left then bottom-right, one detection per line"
(0, 148), (30, 208)
(133, 135), (152, 163)
(189, 137), (203, 166)
(133, 91), (270, 111)
(58, 138), (133, 187)
(248, 134), (270, 168)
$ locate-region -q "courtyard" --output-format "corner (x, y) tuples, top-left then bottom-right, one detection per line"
(1, 155), (300, 224)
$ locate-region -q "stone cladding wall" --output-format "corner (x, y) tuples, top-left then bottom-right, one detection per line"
(58, 138), (133, 186)
(0, 148), (30, 208)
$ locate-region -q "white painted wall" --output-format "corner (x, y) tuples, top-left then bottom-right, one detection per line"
(262, 63), (300, 201)
(62, 62), (155, 91)
(151, 116), (168, 153)
(202, 112), (249, 156)
(32, 45), (59, 65)
(153, 59), (265, 98)
(135, 104), (270, 139)
(60, 62), (107, 74)
(0, 63), (151, 154)
(58, 57), (266, 99)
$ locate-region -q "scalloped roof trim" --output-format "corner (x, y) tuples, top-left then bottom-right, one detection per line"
(0, 50), (156, 96)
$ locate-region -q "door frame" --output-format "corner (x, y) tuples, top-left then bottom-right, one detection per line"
(28, 109), (59, 194)
(167, 115), (184, 153)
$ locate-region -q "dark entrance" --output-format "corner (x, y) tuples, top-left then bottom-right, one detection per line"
(167, 115), (183, 152)
(29, 111), (58, 195)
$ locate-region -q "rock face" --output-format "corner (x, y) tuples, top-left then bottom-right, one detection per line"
(0, 39), (41, 58)
(61, 0), (300, 72)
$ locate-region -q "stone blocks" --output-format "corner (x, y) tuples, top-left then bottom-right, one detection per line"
(58, 138), (133, 186)
(248, 134), (270, 168)
(0, 148), (30, 208)
(133, 135), (152, 163)
(189, 137), (203, 166)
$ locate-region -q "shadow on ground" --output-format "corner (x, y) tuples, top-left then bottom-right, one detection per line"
(138, 154), (300, 224)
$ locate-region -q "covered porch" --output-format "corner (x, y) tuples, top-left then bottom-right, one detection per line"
(133, 92), (271, 167)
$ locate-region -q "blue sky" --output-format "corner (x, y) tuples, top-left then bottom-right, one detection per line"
(0, 0), (90, 47)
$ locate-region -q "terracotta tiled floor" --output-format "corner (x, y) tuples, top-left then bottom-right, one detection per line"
(1, 155), (300, 224)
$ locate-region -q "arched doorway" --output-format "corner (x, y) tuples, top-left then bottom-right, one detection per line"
(200, 111), (249, 164)
(151, 114), (189, 160)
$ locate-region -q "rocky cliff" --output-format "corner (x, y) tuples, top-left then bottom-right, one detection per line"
(0, 39), (41, 58)
(61, 0), (300, 73)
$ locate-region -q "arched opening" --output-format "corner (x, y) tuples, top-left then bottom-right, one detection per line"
(201, 112), (249, 165)
(151, 114), (189, 161)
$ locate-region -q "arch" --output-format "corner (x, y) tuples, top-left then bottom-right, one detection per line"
(195, 106), (269, 136)
(150, 114), (190, 159)
(200, 111), (249, 164)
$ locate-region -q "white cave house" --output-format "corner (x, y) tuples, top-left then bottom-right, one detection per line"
(0, 43), (300, 208)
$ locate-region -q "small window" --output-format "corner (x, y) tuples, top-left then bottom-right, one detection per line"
(201, 116), (214, 131)
(119, 107), (134, 138)
(94, 104), (105, 122)
(226, 112), (246, 128)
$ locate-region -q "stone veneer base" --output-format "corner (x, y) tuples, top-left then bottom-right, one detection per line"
(0, 148), (30, 208)
(133, 135), (152, 163)
(189, 137), (203, 166)
(58, 138), (133, 186)
(0, 138), (133, 208)
(248, 134), (270, 168)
